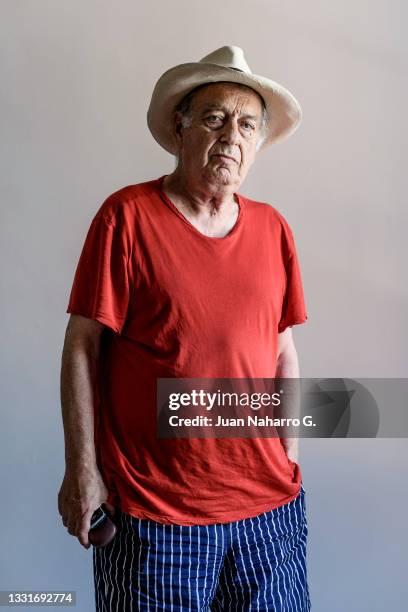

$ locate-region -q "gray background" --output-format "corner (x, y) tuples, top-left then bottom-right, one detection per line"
(1, 1), (407, 610)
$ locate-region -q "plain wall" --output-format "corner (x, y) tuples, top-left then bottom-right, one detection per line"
(1, 1), (407, 610)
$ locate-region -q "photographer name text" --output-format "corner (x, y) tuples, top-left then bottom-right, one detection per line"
(168, 415), (316, 428)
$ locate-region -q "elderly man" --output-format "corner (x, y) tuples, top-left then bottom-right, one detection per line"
(58, 46), (310, 611)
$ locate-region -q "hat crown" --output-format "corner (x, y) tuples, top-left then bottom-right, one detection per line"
(199, 45), (252, 75)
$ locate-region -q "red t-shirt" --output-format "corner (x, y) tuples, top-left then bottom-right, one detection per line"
(66, 175), (308, 525)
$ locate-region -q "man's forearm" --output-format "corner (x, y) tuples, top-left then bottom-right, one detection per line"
(275, 346), (300, 462)
(60, 342), (99, 471)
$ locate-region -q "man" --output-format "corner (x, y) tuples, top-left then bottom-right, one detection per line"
(58, 46), (310, 611)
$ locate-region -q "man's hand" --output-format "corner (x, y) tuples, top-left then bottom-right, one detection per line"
(281, 439), (299, 464)
(57, 465), (115, 549)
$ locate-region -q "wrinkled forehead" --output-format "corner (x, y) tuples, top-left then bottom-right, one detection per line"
(189, 82), (265, 116)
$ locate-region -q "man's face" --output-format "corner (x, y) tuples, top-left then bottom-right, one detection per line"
(174, 82), (265, 190)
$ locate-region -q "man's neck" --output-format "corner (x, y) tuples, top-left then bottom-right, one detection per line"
(162, 170), (237, 218)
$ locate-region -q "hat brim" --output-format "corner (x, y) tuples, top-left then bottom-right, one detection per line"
(147, 62), (302, 154)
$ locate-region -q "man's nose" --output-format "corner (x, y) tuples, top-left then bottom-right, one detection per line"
(219, 118), (241, 146)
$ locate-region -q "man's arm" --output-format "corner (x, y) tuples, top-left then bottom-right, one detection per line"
(276, 327), (300, 463)
(58, 314), (114, 549)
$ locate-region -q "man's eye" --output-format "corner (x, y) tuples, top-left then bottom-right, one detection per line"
(242, 122), (255, 131)
(206, 115), (223, 123)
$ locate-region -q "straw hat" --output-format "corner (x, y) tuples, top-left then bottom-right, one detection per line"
(147, 45), (302, 154)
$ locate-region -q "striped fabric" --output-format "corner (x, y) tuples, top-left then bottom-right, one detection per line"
(93, 483), (310, 611)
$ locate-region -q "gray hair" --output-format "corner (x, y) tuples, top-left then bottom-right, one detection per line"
(173, 82), (269, 162)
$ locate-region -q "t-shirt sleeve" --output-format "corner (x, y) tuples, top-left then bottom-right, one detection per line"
(66, 213), (131, 334)
(278, 225), (308, 334)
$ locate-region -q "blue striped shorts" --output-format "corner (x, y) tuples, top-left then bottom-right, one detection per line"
(93, 483), (310, 611)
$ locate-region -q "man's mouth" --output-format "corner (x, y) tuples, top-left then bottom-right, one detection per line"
(212, 154), (237, 163)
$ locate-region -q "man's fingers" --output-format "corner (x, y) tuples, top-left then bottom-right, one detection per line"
(77, 509), (94, 549)
(67, 514), (77, 535)
(78, 531), (91, 549)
